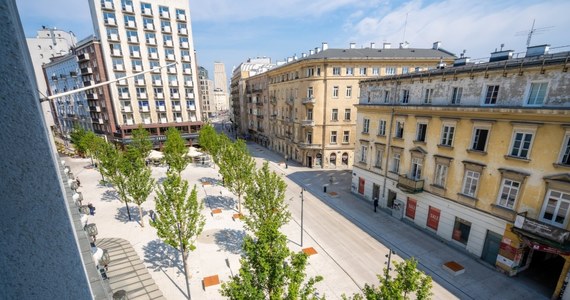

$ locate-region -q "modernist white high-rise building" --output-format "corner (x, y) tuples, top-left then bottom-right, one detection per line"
(213, 62), (229, 112)
(88, 0), (202, 144)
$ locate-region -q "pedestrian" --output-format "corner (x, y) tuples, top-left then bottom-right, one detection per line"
(374, 198), (378, 213)
(88, 203), (95, 215)
(149, 210), (156, 222)
(76, 177), (81, 187)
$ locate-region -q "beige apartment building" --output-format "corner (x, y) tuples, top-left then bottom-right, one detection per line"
(242, 42), (454, 168)
(354, 45), (570, 299)
(88, 0), (201, 144)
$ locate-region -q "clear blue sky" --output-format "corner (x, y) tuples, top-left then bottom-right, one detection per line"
(16, 0), (570, 79)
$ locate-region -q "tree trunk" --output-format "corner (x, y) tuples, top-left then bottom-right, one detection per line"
(125, 201), (132, 221)
(181, 248), (191, 300)
(138, 204), (144, 227)
(237, 194), (242, 214)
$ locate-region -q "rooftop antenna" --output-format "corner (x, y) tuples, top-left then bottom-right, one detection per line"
(515, 19), (553, 47)
(402, 12), (408, 44)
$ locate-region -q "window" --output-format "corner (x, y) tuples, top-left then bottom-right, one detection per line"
(386, 67), (396, 75)
(527, 82), (548, 105)
(471, 128), (489, 152)
(452, 218), (471, 245)
(346, 67), (354, 75)
(343, 131), (350, 143)
(124, 15), (136, 27)
(306, 68), (314, 77)
(307, 87), (313, 98)
(331, 109), (338, 121)
(375, 149), (383, 168)
(306, 108), (313, 120)
(540, 190), (570, 228)
(423, 88), (434, 104)
(440, 124), (455, 146)
(416, 123), (427, 142)
(484, 85), (500, 104)
(411, 157), (423, 179)
(451, 87), (463, 104)
(402, 67), (409, 74)
(346, 86), (352, 97)
(333, 86), (339, 98)
(372, 68), (379, 75)
(359, 67), (367, 75)
(330, 131), (337, 144)
(401, 90), (410, 104)
(559, 133), (570, 166)
(378, 120), (386, 136)
(141, 2), (152, 14)
(383, 91), (390, 103)
(462, 170), (480, 197)
(391, 153), (401, 173)
(332, 67), (341, 75)
(344, 109), (351, 120)
(395, 121), (404, 138)
(509, 131), (533, 159)
(497, 179), (520, 209)
(360, 145), (368, 163)
(363, 118), (370, 133)
(434, 164), (448, 187)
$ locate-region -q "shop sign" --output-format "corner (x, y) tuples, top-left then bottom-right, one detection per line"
(427, 206), (440, 231)
(515, 215), (570, 244)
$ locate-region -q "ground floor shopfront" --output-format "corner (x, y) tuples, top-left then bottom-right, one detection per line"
(268, 138), (354, 169)
(353, 166), (570, 299)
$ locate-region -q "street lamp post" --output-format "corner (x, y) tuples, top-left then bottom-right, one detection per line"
(300, 188), (305, 247)
(385, 249), (396, 281)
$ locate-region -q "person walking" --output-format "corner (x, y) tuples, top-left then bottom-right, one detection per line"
(374, 198), (378, 213)
(76, 177), (81, 187)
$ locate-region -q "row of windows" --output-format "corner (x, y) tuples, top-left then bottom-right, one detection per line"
(270, 65), (425, 84)
(331, 66), (408, 76)
(368, 82), (549, 106)
(361, 117), (570, 165)
(101, 0), (186, 20)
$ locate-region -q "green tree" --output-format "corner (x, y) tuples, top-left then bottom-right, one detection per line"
(344, 258), (433, 300)
(69, 125), (87, 156)
(221, 162), (323, 300)
(198, 123), (218, 156)
(126, 158), (154, 227)
(99, 143), (133, 221)
(128, 125), (153, 161)
(218, 139), (255, 214)
(152, 173), (205, 299)
(163, 127), (190, 174)
(80, 131), (99, 166)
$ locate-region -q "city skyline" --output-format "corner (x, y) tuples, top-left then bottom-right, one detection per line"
(17, 0), (570, 79)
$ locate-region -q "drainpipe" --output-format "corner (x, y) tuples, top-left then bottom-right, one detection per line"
(321, 59), (328, 168)
(381, 104), (396, 207)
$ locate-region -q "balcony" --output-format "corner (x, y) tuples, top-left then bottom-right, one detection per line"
(131, 51), (140, 58)
(269, 97), (276, 104)
(183, 68), (191, 74)
(164, 40), (173, 47)
(78, 53), (90, 61)
(80, 67), (93, 74)
(286, 98), (294, 106)
(140, 106), (149, 112)
(179, 28), (188, 35)
(302, 97), (316, 105)
(177, 14), (186, 21)
(182, 55), (190, 62)
(153, 79), (162, 85)
(170, 80), (178, 86)
(122, 4), (133, 13)
(166, 54), (175, 61)
(136, 79), (144, 85)
(162, 26), (171, 33)
(89, 105), (101, 112)
(397, 175), (424, 193)
(172, 92), (180, 98)
(301, 120), (315, 127)
(120, 92), (129, 99)
(173, 105), (181, 111)
(180, 42), (189, 49)
(158, 106), (166, 112)
(257, 114), (264, 119)
(168, 67), (176, 73)
(143, 118), (152, 124)
(105, 18), (116, 26)
(108, 34), (119, 41)
(102, 1), (114, 10)
(186, 93), (194, 98)
(146, 37), (156, 44)
(149, 52), (158, 59)
(122, 106), (132, 112)
(176, 117), (182, 122)
(298, 143), (322, 149)
(270, 114), (277, 119)
(83, 80), (95, 86)
(143, 8), (152, 16)
(184, 80), (193, 86)
(87, 93), (98, 100)
(129, 36), (138, 43)
(187, 105), (196, 111)
(512, 212), (570, 252)
(126, 21), (136, 28)
(112, 49), (122, 56)
(160, 117), (168, 123)
(137, 92), (147, 99)
(155, 93), (164, 98)
(113, 64), (124, 71)
(125, 119), (134, 125)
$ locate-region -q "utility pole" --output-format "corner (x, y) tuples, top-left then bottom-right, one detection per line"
(300, 188), (305, 247)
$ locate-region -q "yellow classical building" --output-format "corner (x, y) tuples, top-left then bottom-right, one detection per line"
(240, 42), (455, 168)
(354, 45), (570, 299)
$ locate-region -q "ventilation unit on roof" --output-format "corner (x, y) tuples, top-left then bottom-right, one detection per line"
(525, 44), (550, 57)
(489, 49), (514, 62)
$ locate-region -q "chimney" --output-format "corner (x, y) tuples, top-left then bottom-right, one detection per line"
(322, 42), (328, 51)
(370, 42), (376, 49)
(293, 54), (298, 60)
(526, 44), (550, 57)
(315, 47), (321, 53)
(287, 57), (293, 63)
(302, 53), (307, 58)
(489, 49), (514, 62)
(432, 41), (441, 50)
(309, 49), (314, 55)
(383, 42), (391, 49)
(349, 42), (356, 49)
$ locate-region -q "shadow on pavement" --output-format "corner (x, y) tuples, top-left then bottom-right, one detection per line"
(214, 229), (245, 254)
(156, 176), (167, 185)
(199, 176), (221, 186)
(205, 195), (236, 210)
(114, 205), (141, 224)
(101, 189), (119, 202)
(143, 239), (184, 274)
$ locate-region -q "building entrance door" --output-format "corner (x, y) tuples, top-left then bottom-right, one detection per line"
(387, 190), (397, 208)
(481, 230), (501, 266)
(307, 156), (312, 168)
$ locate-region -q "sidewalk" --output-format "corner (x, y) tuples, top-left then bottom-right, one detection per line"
(246, 142), (547, 300)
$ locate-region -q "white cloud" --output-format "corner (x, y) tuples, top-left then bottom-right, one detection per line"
(191, 0), (380, 21)
(345, 0), (570, 58)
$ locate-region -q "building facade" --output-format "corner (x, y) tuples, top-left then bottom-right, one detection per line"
(354, 45), (570, 299)
(88, 0), (201, 145)
(213, 62), (229, 112)
(245, 42), (454, 168)
(44, 54), (93, 136)
(197, 66), (214, 120)
(27, 26), (77, 130)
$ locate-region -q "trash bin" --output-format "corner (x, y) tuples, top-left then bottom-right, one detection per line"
(323, 185), (327, 193)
